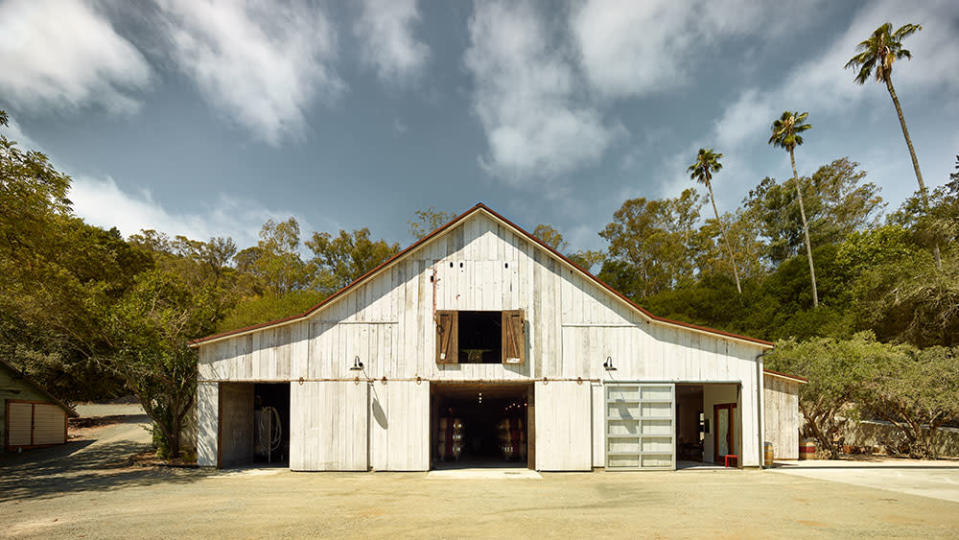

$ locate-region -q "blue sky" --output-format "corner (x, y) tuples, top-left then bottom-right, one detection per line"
(1, 0), (957, 253)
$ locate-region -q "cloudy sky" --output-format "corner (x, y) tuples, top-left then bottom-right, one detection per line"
(1, 0), (957, 252)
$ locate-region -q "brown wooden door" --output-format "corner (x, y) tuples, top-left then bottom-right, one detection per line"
(713, 403), (736, 463)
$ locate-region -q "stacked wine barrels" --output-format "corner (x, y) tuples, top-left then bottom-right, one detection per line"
(437, 417), (464, 461)
(497, 418), (525, 460)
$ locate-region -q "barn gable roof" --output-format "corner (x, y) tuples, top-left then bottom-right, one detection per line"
(190, 203), (774, 348)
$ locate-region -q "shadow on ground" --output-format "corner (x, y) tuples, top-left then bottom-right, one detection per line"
(0, 414), (210, 503)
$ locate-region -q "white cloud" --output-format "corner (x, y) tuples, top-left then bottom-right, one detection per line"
(464, 0), (619, 182)
(571, 0), (822, 99)
(69, 176), (311, 248)
(156, 0), (344, 146)
(714, 0), (959, 155)
(0, 0), (151, 113)
(354, 0), (429, 84)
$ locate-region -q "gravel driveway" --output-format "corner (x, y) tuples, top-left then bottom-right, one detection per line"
(1, 408), (957, 539)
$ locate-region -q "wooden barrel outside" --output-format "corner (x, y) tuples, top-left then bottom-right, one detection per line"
(798, 439), (816, 460)
(764, 442), (774, 467)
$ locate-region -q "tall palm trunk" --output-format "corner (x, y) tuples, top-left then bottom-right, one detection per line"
(790, 149), (819, 308)
(885, 76), (942, 268)
(706, 182), (742, 295)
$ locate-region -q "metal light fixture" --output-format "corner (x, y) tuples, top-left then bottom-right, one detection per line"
(350, 356), (364, 371)
(603, 356), (617, 371)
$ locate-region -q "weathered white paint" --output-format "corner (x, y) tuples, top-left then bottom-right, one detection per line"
(196, 210), (769, 470)
(196, 382), (218, 467)
(534, 381), (592, 471)
(370, 380), (430, 471)
(290, 381), (369, 471)
(763, 373), (801, 460)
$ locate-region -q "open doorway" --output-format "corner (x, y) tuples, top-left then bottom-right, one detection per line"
(431, 382), (533, 469)
(253, 383), (289, 465)
(675, 384), (705, 466)
(217, 382), (289, 468)
(675, 383), (741, 469)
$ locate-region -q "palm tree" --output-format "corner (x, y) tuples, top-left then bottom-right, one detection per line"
(769, 111), (818, 308)
(845, 22), (941, 268)
(688, 148), (742, 295)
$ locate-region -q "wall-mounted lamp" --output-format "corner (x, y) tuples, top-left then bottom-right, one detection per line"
(603, 356), (617, 371)
(349, 356), (364, 371)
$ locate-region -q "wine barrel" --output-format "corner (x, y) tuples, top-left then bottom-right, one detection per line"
(764, 441), (774, 467)
(799, 439), (816, 460)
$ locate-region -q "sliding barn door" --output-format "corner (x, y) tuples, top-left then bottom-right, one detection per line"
(534, 381), (591, 471)
(290, 381), (369, 471)
(605, 383), (675, 471)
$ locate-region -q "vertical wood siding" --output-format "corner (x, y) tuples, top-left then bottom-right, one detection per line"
(198, 212), (767, 470)
(196, 382), (218, 467)
(290, 381), (369, 471)
(534, 381), (592, 471)
(763, 375), (801, 460)
(369, 380), (430, 471)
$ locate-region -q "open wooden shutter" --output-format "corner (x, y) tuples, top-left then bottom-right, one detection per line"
(501, 309), (525, 365)
(435, 310), (458, 364)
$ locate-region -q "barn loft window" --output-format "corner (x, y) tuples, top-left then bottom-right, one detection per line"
(435, 310), (525, 365)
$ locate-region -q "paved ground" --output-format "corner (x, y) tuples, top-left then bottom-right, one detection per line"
(1, 406), (957, 539)
(771, 458), (959, 503)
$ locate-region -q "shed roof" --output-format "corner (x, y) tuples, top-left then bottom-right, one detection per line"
(191, 203), (775, 349)
(0, 358), (78, 417)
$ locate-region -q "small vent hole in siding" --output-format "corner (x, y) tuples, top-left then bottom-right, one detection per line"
(449, 262), (454, 268)
(460, 262), (464, 268)
(505, 262), (509, 268)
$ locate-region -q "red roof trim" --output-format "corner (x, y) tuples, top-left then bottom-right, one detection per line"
(191, 203), (774, 347)
(763, 368), (808, 383)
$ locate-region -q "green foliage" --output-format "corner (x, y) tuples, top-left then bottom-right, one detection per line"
(235, 218), (311, 295)
(767, 333), (898, 458)
(217, 290), (328, 332)
(307, 228), (399, 293)
(768, 111), (811, 151)
(408, 207), (454, 240)
(107, 268), (208, 459)
(533, 224), (567, 252)
(600, 189), (702, 297)
(864, 345), (959, 458)
(845, 22), (921, 85)
(687, 148), (723, 188)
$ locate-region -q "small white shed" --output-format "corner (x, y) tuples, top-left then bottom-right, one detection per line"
(191, 204), (799, 471)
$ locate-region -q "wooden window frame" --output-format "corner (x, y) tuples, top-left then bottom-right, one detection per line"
(435, 310), (526, 365)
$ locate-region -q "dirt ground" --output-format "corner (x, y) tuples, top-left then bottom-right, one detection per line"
(1, 407), (957, 539)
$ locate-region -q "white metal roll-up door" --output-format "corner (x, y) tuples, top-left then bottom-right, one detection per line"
(605, 383), (675, 470)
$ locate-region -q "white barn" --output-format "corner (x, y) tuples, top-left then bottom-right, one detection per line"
(191, 204), (800, 471)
